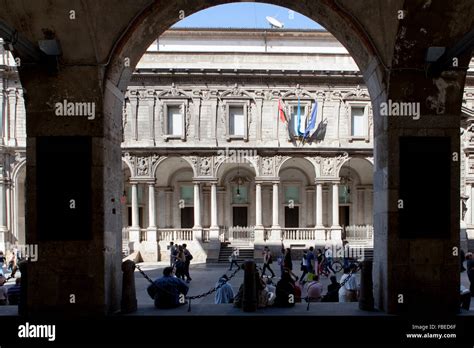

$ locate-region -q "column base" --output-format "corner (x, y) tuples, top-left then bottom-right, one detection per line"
(270, 226), (281, 241)
(128, 227), (140, 253)
(192, 227), (202, 241)
(254, 226), (265, 243)
(330, 226), (342, 242)
(314, 226), (326, 241)
(146, 227), (158, 242)
(209, 226), (220, 242)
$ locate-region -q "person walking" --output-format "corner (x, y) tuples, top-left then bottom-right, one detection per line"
(261, 246), (276, 278)
(174, 245), (186, 280)
(169, 242), (177, 266)
(182, 243), (193, 283)
(228, 248), (240, 271)
(300, 250), (309, 282)
(0, 251), (5, 276)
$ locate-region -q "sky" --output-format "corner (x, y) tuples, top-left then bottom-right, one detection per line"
(172, 3), (325, 30)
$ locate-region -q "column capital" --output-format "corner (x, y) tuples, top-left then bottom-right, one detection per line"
(315, 178), (340, 184)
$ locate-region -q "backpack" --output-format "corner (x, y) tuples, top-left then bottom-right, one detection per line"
(185, 250), (193, 261)
(268, 254), (273, 264)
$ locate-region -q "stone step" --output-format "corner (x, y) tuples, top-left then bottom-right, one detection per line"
(218, 245), (255, 263)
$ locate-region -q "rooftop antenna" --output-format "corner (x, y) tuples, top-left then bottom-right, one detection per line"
(266, 16), (284, 29)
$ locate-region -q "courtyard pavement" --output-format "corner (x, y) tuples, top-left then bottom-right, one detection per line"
(130, 259), (474, 316)
(0, 260), (472, 316)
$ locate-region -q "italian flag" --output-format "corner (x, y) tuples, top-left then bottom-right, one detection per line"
(278, 99), (287, 123)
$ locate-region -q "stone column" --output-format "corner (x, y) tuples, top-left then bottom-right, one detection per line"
(4, 88), (13, 145)
(357, 187), (365, 225)
(143, 182), (158, 261)
(147, 183), (157, 233)
(331, 181), (342, 241)
(255, 183), (263, 227)
(270, 181), (281, 241)
(210, 182), (218, 229)
(254, 182), (264, 243)
(193, 182), (201, 228)
(207, 181), (221, 262)
(129, 182), (140, 246)
(315, 182), (325, 240)
(0, 173), (8, 253)
(0, 79), (4, 146)
(272, 182), (280, 228)
(471, 184), (474, 225)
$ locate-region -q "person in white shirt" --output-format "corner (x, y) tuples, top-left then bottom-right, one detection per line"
(338, 266), (358, 302)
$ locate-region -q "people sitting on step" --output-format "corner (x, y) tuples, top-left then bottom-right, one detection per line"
(338, 265), (359, 302)
(274, 270), (296, 307)
(322, 275), (341, 302)
(264, 277), (276, 306)
(215, 274), (234, 304)
(304, 274), (323, 302)
(148, 266), (189, 309)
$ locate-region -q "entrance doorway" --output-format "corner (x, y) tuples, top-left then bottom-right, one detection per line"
(285, 206), (299, 227)
(181, 207), (194, 228)
(233, 206), (248, 227)
(340, 206), (350, 226)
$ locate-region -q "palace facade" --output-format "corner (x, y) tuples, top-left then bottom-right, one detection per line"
(1, 28), (473, 262)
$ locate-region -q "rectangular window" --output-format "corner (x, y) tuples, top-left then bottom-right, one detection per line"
(167, 105), (183, 136)
(180, 185), (194, 205)
(339, 185), (351, 204)
(351, 107), (365, 137)
(232, 186), (248, 204)
(229, 106), (245, 136)
(290, 105), (308, 136)
(285, 186), (300, 204)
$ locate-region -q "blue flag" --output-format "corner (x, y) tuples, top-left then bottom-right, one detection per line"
(304, 100), (318, 139)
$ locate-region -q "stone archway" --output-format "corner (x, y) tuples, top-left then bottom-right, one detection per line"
(0, 0), (470, 316)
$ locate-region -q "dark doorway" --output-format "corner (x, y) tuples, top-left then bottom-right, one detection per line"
(339, 206), (350, 228)
(285, 206), (299, 227)
(233, 206), (248, 227)
(181, 207), (194, 228)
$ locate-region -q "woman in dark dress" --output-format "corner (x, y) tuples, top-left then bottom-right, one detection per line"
(283, 248), (298, 282)
(274, 270), (296, 307)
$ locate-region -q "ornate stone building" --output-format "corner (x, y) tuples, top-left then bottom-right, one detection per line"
(1, 29), (473, 262)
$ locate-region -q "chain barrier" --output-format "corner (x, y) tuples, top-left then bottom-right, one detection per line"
(136, 264), (242, 312)
(136, 261), (362, 313)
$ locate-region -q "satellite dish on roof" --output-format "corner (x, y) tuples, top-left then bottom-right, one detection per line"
(266, 16), (284, 29)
